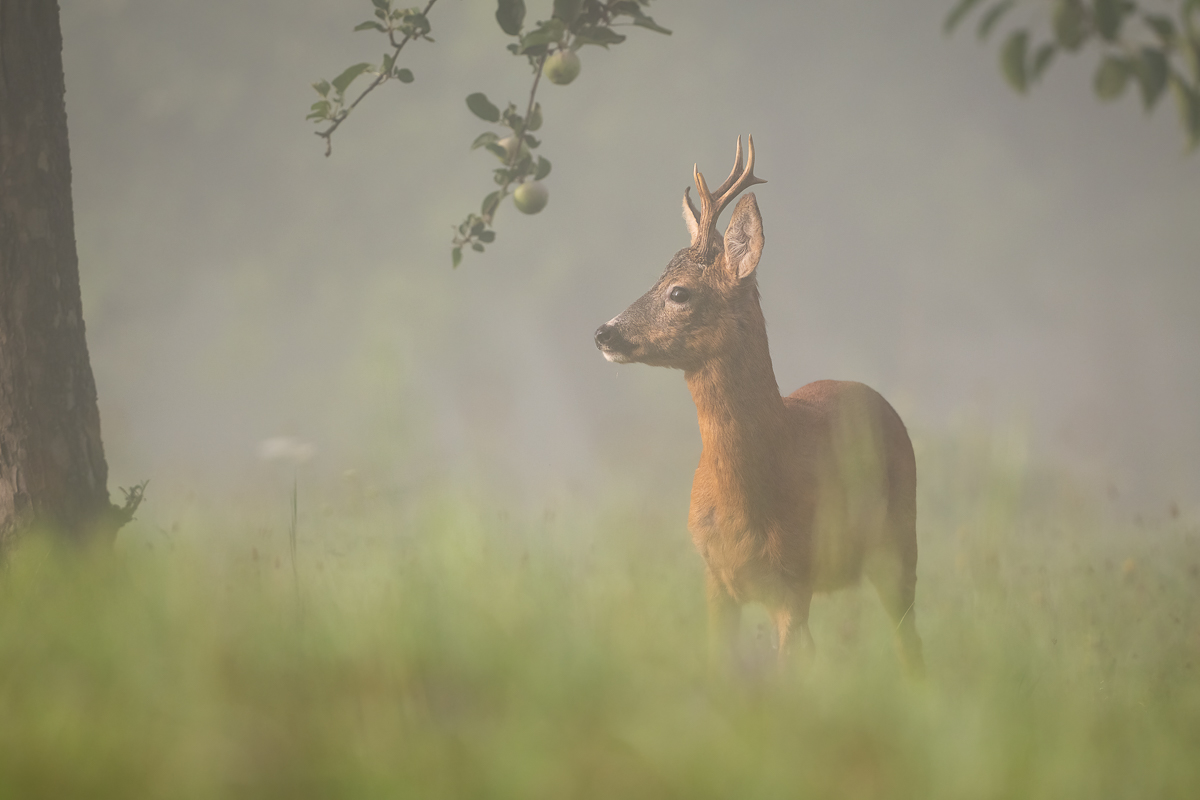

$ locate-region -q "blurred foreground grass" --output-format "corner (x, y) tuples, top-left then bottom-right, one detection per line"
(2, 433), (1198, 799)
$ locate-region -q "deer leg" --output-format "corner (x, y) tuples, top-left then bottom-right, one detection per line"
(706, 569), (741, 676)
(774, 588), (815, 674)
(866, 551), (925, 680)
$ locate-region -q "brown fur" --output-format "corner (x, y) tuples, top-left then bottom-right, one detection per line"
(596, 161), (924, 677)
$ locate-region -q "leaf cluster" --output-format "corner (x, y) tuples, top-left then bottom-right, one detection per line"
(452, 93), (554, 267)
(355, 1), (434, 41)
(307, 1), (669, 264)
(452, 2), (669, 265)
(946, 0), (1200, 151)
(499, 0), (670, 62)
(309, 0), (436, 156)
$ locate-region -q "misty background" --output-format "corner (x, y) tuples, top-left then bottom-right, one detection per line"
(59, 0), (1199, 523)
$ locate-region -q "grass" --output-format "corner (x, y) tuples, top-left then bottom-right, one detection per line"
(1, 433), (1198, 799)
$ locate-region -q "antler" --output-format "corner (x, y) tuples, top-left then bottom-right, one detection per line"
(683, 135), (767, 253)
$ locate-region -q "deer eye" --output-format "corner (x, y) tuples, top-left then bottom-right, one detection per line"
(668, 286), (691, 304)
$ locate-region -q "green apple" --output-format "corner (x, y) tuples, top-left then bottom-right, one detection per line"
(495, 136), (530, 163)
(513, 181), (549, 214)
(543, 50), (581, 85)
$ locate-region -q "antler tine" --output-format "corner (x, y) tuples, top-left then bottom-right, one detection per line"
(713, 133), (767, 215)
(689, 137), (767, 252)
(683, 185), (700, 222)
(693, 163), (715, 225)
(746, 134), (764, 183)
(693, 163), (711, 201)
(711, 136), (745, 199)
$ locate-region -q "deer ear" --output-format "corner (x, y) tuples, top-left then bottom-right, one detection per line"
(682, 187), (701, 246)
(723, 193), (763, 280)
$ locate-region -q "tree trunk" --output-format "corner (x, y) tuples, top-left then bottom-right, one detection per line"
(0, 0), (123, 547)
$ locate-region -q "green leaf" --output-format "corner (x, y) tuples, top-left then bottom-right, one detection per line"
(482, 191), (502, 217)
(553, 0), (583, 24)
(1094, 0), (1134, 42)
(501, 104), (525, 130)
(1094, 56), (1130, 100)
(471, 243), (485, 253)
(609, 0), (671, 34)
(305, 100), (332, 121)
(514, 152), (533, 177)
(395, 68), (414, 83)
(382, 53), (395, 74)
(466, 92), (501, 122)
(371, 0), (389, 10)
(312, 80), (331, 97)
(355, 21), (386, 32)
(478, 230), (496, 243)
(526, 103), (543, 132)
(535, 156), (551, 180)
(452, 247), (462, 268)
(978, 1), (1015, 41)
(520, 19), (567, 51)
(471, 132), (501, 150)
(1170, 74), (1200, 151)
(1000, 29), (1029, 93)
(944, 0), (986, 35)
(523, 134), (540, 148)
(1031, 43), (1057, 82)
(572, 26), (626, 48)
(331, 62), (373, 95)
(1133, 48), (1169, 111)
(398, 11), (431, 38)
(1052, 0), (1088, 51)
(485, 142), (509, 161)
(630, 16), (671, 35)
(519, 43), (550, 58)
(1143, 14), (1176, 46)
(496, 0), (526, 37)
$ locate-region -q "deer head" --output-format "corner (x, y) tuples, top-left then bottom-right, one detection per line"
(595, 136), (767, 372)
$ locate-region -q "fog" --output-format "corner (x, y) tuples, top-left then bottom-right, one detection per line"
(59, 0), (1199, 519)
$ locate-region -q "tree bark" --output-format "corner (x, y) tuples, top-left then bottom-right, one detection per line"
(0, 0), (122, 547)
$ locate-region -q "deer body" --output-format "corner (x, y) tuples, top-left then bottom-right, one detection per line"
(596, 138), (924, 675)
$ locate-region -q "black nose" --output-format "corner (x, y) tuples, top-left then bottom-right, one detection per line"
(595, 324), (614, 348)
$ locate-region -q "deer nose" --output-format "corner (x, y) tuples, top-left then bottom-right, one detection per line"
(594, 324), (615, 348)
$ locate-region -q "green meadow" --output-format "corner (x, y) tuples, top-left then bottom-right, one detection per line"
(1, 431), (1197, 799)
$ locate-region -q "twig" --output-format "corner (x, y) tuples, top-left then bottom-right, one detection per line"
(289, 472), (301, 611)
(103, 480), (148, 544)
(484, 51), (549, 225)
(317, 0), (439, 157)
(118, 480), (149, 523)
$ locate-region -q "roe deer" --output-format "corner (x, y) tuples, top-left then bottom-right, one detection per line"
(594, 137), (924, 677)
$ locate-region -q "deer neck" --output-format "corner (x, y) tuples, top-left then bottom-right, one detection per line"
(685, 295), (786, 511)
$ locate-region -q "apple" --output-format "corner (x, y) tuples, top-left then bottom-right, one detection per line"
(495, 136), (530, 163)
(513, 181), (548, 214)
(543, 50), (581, 85)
